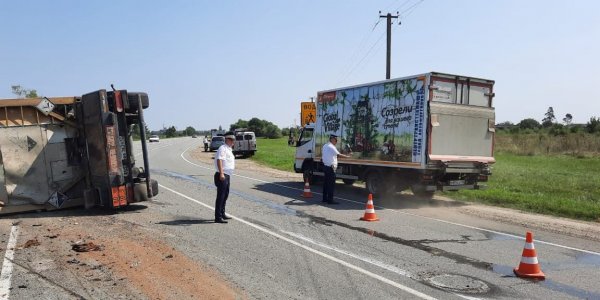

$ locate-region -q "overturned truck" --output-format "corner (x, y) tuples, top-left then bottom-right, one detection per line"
(0, 89), (158, 214)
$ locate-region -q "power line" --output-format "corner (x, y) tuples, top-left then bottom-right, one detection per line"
(337, 31), (386, 85)
(399, 0), (424, 19)
(394, 0), (414, 12)
(334, 17), (382, 86)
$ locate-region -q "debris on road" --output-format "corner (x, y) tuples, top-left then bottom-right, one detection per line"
(165, 254), (173, 259)
(72, 242), (104, 252)
(44, 234), (59, 239)
(20, 239), (41, 249)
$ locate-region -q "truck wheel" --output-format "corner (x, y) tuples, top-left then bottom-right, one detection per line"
(303, 168), (313, 185)
(366, 171), (389, 196)
(150, 179), (159, 196)
(342, 179), (355, 185)
(133, 183), (149, 202)
(411, 185), (435, 199)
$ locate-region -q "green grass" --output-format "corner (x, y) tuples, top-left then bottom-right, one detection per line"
(446, 152), (600, 221)
(251, 137), (296, 172)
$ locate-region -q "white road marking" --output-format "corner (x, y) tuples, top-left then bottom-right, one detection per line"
(173, 142), (600, 257)
(0, 225), (19, 300)
(158, 184), (438, 300)
(281, 230), (416, 278)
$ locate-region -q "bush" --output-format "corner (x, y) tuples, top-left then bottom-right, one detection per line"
(549, 124), (567, 136)
(587, 117), (600, 133)
(518, 118), (541, 130)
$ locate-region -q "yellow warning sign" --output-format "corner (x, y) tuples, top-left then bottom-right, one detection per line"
(301, 102), (316, 126)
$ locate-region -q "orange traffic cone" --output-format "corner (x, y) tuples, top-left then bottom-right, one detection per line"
(514, 231), (545, 279)
(360, 194), (379, 222)
(301, 181), (313, 198)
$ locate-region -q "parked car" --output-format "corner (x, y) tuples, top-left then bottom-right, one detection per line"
(149, 135), (160, 143)
(209, 136), (225, 151)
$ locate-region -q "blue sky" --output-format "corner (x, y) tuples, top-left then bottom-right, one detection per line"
(1, 0), (598, 130)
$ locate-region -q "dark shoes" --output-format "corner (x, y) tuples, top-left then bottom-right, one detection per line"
(215, 219), (228, 224)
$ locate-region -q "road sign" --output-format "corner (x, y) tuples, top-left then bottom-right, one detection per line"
(301, 102), (316, 126)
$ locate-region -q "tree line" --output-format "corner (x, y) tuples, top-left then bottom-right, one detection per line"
(230, 118), (284, 139)
(497, 107), (600, 135)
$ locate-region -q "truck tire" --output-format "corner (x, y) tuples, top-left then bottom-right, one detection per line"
(133, 180), (158, 202)
(127, 92), (150, 111)
(366, 171), (393, 196)
(303, 168), (314, 185)
(342, 179), (356, 185)
(411, 185), (435, 199)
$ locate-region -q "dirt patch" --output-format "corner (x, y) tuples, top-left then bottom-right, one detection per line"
(457, 203), (600, 242)
(15, 215), (244, 300)
(190, 146), (302, 180)
(19, 238), (40, 249)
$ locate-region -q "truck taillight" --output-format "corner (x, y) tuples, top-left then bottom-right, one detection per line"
(111, 186), (120, 207)
(115, 90), (124, 112)
(118, 185), (127, 206)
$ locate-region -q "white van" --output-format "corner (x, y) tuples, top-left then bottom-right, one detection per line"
(233, 130), (257, 157)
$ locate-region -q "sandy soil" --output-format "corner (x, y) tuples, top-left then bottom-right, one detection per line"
(13, 213), (244, 299)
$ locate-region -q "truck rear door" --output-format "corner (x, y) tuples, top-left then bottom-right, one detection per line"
(427, 74), (495, 163)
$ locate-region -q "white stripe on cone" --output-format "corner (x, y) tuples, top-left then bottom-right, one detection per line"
(524, 242), (535, 250)
(365, 209), (376, 213)
(521, 256), (539, 264)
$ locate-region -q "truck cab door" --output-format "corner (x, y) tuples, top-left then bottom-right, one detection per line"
(294, 127), (314, 171)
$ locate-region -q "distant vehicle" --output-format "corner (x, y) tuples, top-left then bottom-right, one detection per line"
(210, 136), (225, 151)
(149, 135), (160, 143)
(192, 134), (197, 138)
(292, 72), (495, 197)
(233, 129), (257, 157)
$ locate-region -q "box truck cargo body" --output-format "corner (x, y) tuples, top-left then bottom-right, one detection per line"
(293, 72), (495, 196)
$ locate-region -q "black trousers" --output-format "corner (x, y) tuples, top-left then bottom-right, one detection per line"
(214, 173), (230, 220)
(323, 166), (336, 203)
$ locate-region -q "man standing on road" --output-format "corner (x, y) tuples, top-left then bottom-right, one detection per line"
(203, 136), (209, 152)
(322, 134), (351, 204)
(214, 132), (235, 223)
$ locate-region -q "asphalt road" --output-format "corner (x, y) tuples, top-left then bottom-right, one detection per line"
(2, 137), (600, 299)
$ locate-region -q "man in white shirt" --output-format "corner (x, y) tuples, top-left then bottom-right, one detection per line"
(321, 134), (351, 204)
(203, 136), (209, 152)
(214, 133), (236, 223)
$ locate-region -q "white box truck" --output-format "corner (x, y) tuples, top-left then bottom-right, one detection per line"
(292, 72), (495, 197)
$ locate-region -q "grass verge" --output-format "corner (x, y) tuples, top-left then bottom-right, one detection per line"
(251, 137), (296, 172)
(445, 152), (600, 221)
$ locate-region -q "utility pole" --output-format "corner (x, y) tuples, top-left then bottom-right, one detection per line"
(379, 11), (400, 79)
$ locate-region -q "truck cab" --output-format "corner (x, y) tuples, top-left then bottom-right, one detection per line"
(293, 124), (315, 176)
